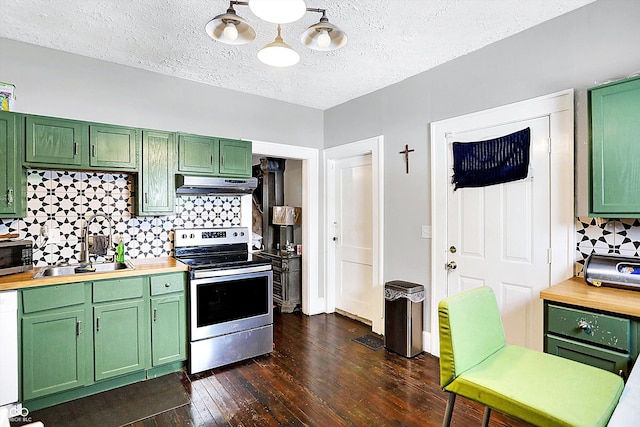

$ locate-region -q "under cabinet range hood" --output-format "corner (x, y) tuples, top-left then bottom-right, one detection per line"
(175, 175), (258, 195)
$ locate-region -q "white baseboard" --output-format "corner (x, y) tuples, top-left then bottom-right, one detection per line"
(422, 330), (433, 355)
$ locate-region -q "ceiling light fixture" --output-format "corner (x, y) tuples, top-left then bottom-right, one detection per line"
(206, 0), (347, 67)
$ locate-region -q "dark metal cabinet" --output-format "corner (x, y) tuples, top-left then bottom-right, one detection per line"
(544, 301), (639, 377)
(257, 251), (301, 313)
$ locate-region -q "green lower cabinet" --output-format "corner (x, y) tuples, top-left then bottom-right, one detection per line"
(20, 274), (186, 407)
(151, 294), (186, 366)
(546, 335), (630, 377)
(21, 308), (89, 400)
(94, 299), (148, 381)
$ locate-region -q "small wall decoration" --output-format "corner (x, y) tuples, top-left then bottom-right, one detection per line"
(0, 82), (16, 111)
(451, 127), (530, 190)
(399, 144), (415, 174)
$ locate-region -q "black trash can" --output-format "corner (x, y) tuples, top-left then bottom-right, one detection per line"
(384, 280), (424, 358)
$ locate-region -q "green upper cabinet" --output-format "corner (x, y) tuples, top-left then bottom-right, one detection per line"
(25, 115), (86, 167)
(217, 138), (252, 177)
(89, 124), (139, 171)
(589, 75), (640, 217)
(0, 111), (26, 218)
(177, 133), (217, 174)
(138, 130), (175, 215)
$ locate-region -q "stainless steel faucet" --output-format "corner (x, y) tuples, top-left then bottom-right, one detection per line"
(83, 214), (112, 264)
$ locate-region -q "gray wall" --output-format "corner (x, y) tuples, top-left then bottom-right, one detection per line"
(0, 38), (324, 148)
(324, 0), (640, 329)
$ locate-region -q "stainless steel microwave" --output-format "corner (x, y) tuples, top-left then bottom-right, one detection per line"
(0, 240), (33, 276)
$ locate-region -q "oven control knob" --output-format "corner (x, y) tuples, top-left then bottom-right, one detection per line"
(240, 231), (245, 236)
(233, 232), (238, 237)
(182, 234), (187, 239)
(190, 233), (195, 239)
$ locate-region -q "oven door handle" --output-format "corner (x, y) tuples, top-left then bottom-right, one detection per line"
(191, 264), (272, 280)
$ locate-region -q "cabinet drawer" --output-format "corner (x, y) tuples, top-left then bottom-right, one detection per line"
(547, 304), (630, 351)
(93, 277), (144, 302)
(150, 273), (185, 295)
(22, 282), (86, 313)
(546, 335), (629, 376)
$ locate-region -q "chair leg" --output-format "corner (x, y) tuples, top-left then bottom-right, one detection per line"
(442, 393), (456, 427)
(482, 407), (491, 427)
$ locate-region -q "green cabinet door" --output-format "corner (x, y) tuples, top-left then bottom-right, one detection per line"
(25, 115), (86, 166)
(217, 138), (252, 177)
(150, 294), (186, 366)
(22, 308), (89, 400)
(138, 130), (175, 215)
(89, 125), (139, 171)
(0, 112), (26, 217)
(546, 335), (630, 377)
(94, 299), (147, 381)
(178, 133), (216, 174)
(589, 75), (640, 216)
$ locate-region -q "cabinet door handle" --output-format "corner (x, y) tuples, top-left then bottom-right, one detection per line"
(145, 193), (149, 204)
(6, 188), (13, 205)
(578, 320), (593, 336)
(221, 156), (224, 167)
(153, 308), (157, 322)
(210, 155), (213, 166)
(164, 283), (170, 288)
(91, 145), (96, 158)
(76, 320), (82, 336)
(73, 142), (78, 156)
(96, 317), (101, 332)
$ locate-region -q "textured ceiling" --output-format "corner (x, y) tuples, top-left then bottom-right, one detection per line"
(1, 0), (594, 110)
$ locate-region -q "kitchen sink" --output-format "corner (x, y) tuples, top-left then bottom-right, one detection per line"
(33, 260), (135, 278)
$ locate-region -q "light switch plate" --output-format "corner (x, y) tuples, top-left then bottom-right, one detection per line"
(421, 225), (432, 239)
(48, 228), (61, 244)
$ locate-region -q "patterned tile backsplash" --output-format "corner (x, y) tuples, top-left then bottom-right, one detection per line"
(575, 217), (640, 275)
(0, 170), (242, 266)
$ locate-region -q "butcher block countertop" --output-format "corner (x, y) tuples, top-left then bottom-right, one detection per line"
(0, 257), (188, 291)
(541, 276), (640, 318)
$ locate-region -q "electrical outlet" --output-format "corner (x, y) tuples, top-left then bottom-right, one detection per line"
(421, 225), (432, 239)
(48, 228), (61, 244)
(40, 225), (48, 237)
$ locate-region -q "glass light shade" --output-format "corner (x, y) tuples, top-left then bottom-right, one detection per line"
(249, 0), (307, 24)
(258, 25), (300, 67)
(258, 44), (300, 67)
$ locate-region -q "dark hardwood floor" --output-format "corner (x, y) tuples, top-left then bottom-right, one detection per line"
(40, 312), (531, 426)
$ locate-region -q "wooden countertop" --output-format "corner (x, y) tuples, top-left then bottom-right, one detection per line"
(0, 257), (188, 291)
(540, 276), (640, 318)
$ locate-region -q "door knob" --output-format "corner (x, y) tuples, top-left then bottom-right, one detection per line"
(446, 261), (457, 270)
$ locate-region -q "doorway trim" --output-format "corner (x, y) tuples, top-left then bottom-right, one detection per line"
(251, 140), (322, 315)
(324, 136), (385, 334)
(429, 90), (575, 356)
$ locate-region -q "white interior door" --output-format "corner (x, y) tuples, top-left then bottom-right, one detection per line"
(446, 116), (550, 350)
(333, 154), (374, 322)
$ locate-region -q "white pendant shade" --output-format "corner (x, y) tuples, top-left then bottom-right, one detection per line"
(300, 16), (347, 51)
(258, 25), (300, 67)
(249, 0), (307, 24)
(205, 7), (256, 45)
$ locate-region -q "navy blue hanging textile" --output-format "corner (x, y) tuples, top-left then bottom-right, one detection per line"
(451, 127), (530, 190)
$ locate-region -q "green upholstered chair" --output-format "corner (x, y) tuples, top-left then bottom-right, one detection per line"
(438, 286), (624, 427)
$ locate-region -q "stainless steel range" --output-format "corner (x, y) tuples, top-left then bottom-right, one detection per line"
(174, 227), (273, 374)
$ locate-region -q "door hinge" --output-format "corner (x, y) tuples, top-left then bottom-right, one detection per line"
(547, 137), (551, 154)
(547, 248), (552, 264)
